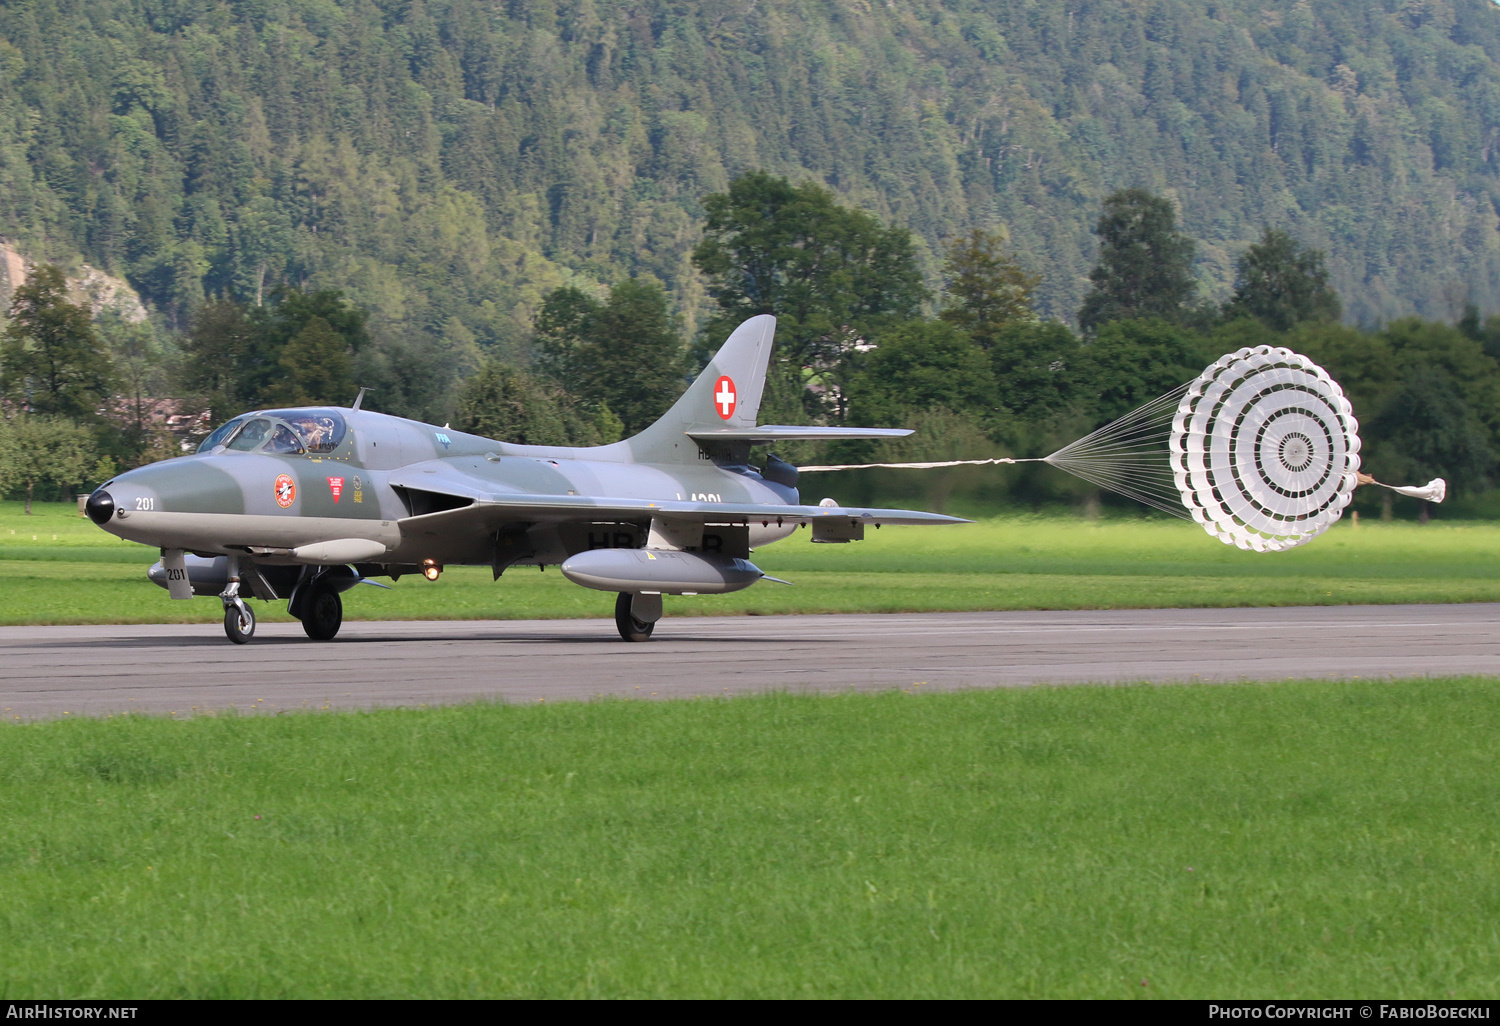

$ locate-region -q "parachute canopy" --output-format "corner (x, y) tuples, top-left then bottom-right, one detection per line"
(1170, 346), (1360, 551)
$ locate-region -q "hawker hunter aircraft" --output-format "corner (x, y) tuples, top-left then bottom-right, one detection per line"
(85, 316), (966, 644)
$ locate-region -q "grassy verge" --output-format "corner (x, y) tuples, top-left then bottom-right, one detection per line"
(2, 680), (1498, 998)
(3, 501), (1499, 624)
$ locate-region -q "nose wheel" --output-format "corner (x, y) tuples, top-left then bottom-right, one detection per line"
(224, 601), (256, 644)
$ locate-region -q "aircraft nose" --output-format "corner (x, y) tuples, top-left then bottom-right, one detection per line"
(85, 489), (115, 526)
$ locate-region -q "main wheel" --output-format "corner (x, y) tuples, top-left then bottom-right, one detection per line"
(224, 602), (256, 644)
(614, 592), (655, 642)
(301, 587), (343, 641)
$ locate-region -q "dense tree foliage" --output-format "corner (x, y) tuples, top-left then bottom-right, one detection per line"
(98, 313), (172, 457)
(454, 361), (612, 447)
(11, 0), (1498, 360)
(679, 177), (1500, 514)
(1, 266), (113, 420)
(177, 288), (366, 417)
(987, 320), (1091, 423)
(1078, 190), (1199, 332)
(938, 229), (1041, 349)
(1224, 229), (1342, 331)
(532, 278), (683, 436)
(692, 172), (926, 420)
(1370, 366), (1494, 504)
(0, 416), (113, 513)
(848, 320), (995, 429)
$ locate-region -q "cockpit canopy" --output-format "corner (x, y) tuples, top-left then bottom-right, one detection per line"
(198, 409), (349, 456)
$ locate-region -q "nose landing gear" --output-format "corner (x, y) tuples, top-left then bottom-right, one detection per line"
(224, 600), (256, 643)
(220, 566), (256, 644)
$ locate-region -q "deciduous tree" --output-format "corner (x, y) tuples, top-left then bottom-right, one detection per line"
(531, 278), (683, 437)
(1084, 318), (1211, 423)
(988, 320), (1091, 421)
(1078, 190), (1198, 333)
(0, 265), (113, 421)
(848, 320), (995, 428)
(179, 299), (258, 424)
(939, 229), (1041, 349)
(1, 416), (114, 513)
(276, 316), (355, 407)
(1367, 366), (1493, 506)
(455, 360), (617, 446)
(579, 278), (685, 436)
(98, 314), (172, 464)
(243, 288), (370, 408)
(693, 172), (926, 419)
(455, 361), (571, 446)
(1223, 228), (1342, 331)
(532, 286), (603, 386)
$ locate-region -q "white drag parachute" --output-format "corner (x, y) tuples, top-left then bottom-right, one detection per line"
(802, 345), (1444, 552)
(1170, 346), (1360, 551)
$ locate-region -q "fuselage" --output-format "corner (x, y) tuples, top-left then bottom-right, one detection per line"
(89, 406), (801, 572)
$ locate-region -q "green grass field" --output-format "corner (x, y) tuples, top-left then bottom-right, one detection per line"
(2, 681), (1498, 998)
(2, 500), (1497, 625)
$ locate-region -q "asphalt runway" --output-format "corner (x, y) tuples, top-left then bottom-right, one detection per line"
(2, 603), (1497, 720)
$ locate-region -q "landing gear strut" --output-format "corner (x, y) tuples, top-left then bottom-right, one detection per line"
(615, 592), (660, 642)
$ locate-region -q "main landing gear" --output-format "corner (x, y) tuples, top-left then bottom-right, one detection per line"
(300, 586), (343, 641)
(615, 592), (661, 642)
(289, 567), (348, 641)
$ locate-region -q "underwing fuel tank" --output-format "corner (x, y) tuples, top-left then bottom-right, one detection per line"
(560, 548), (765, 595)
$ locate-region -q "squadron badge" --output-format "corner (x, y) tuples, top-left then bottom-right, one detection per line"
(274, 474), (296, 508)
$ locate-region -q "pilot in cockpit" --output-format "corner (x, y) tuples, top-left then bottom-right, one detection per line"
(289, 415), (331, 452)
(199, 409), (346, 456)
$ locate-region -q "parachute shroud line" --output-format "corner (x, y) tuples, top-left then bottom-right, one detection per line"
(799, 457), (1039, 471)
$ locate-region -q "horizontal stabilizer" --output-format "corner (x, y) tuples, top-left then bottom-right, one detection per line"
(688, 425), (912, 443)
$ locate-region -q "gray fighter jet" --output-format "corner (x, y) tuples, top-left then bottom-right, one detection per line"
(84, 316), (966, 644)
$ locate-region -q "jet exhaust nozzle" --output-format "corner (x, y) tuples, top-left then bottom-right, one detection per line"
(560, 548), (764, 595)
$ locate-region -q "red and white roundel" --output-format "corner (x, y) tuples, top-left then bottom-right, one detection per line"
(713, 375), (737, 420)
(274, 474), (296, 508)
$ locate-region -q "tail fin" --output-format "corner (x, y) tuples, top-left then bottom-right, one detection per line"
(625, 315), (776, 464)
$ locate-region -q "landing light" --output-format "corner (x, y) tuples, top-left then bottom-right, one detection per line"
(422, 560), (442, 581)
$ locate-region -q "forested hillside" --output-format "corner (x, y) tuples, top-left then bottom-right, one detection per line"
(3, 0), (1500, 358)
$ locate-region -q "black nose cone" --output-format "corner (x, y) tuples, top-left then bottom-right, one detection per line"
(85, 489), (115, 526)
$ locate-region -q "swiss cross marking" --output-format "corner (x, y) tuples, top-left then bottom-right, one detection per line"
(714, 375), (737, 419)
